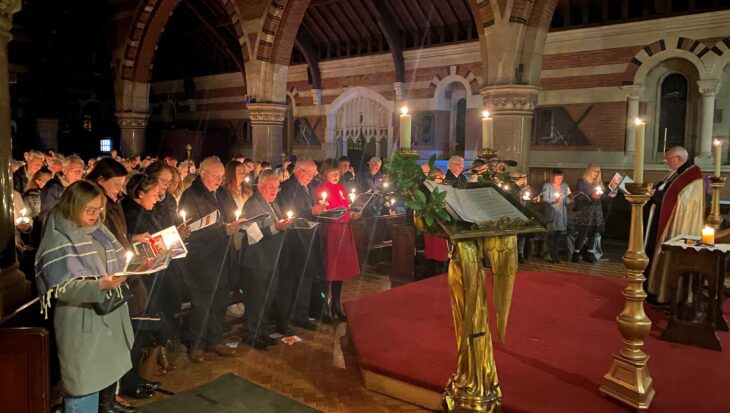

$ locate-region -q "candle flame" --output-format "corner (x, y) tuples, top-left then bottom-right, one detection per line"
(391, 198), (396, 205)
(400, 106), (409, 115)
(714, 139), (721, 146)
(245, 176), (250, 183)
(20, 208), (27, 216)
(287, 211), (293, 219)
(482, 110), (490, 118)
(125, 251), (134, 262)
(235, 210), (241, 220)
(634, 117), (645, 126)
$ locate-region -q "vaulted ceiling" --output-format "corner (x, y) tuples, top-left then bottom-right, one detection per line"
(291, 0), (477, 64)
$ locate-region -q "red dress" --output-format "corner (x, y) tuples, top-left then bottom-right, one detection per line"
(315, 181), (360, 281)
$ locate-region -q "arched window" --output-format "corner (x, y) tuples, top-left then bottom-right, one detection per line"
(453, 99), (466, 157)
(658, 73), (688, 152)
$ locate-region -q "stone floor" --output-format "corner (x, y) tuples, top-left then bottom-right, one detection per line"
(134, 243), (627, 413)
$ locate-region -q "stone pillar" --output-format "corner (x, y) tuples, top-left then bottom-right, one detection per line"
(247, 103), (287, 163)
(696, 80), (721, 165)
(480, 85), (540, 172)
(115, 112), (148, 157)
(394, 82), (405, 101)
(0, 0), (29, 318)
(620, 84), (645, 156)
(36, 118), (59, 151)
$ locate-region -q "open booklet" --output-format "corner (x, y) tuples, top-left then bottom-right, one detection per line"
(187, 210), (220, 232)
(424, 181), (529, 224)
(316, 192), (383, 220)
(119, 250), (172, 275)
(608, 172), (634, 195)
(133, 226), (188, 260)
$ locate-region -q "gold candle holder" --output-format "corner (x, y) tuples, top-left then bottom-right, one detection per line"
(477, 148), (499, 162)
(398, 147), (418, 157)
(599, 182), (655, 410)
(707, 176), (726, 229)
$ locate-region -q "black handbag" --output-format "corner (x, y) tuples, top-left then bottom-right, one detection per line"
(93, 282), (130, 315)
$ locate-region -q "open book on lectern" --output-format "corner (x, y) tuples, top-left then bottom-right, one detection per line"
(424, 181), (530, 224)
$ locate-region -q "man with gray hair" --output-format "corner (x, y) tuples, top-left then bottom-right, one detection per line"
(13, 150), (44, 193)
(40, 154), (85, 214)
(645, 146), (704, 307)
(179, 156), (241, 361)
(358, 156), (384, 192)
(445, 155), (468, 187)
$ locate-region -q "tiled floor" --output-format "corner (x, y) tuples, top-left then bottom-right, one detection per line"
(135, 243), (628, 412)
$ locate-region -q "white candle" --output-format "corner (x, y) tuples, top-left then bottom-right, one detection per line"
(663, 128), (668, 153)
(634, 118), (645, 183)
(522, 191), (531, 201)
(713, 139), (722, 177)
(245, 176), (250, 183)
(482, 110), (493, 149)
(321, 192), (328, 204)
(349, 193), (356, 203)
(20, 208), (27, 217)
(702, 226), (715, 245)
(399, 106), (412, 150)
(383, 182), (389, 189)
(594, 186), (604, 196)
(287, 210), (293, 219)
(125, 251), (134, 262)
(235, 210), (241, 220)
(180, 210), (187, 222)
(554, 192), (560, 199)
(390, 198), (396, 205)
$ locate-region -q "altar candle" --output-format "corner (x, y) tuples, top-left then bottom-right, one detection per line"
(713, 139), (722, 177)
(702, 226), (715, 245)
(287, 210), (293, 219)
(482, 111), (493, 149)
(180, 210), (187, 222)
(634, 118), (645, 183)
(235, 210), (241, 220)
(399, 106), (412, 150)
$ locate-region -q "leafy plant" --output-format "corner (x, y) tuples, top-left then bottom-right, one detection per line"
(384, 153), (451, 233)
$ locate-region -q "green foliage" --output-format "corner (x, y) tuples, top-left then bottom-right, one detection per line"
(385, 152), (450, 233)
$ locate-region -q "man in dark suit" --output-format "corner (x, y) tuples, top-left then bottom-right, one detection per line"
(276, 159), (328, 333)
(337, 156), (357, 193)
(241, 170), (294, 349)
(444, 155), (468, 188)
(13, 150), (44, 193)
(358, 156), (384, 193)
(179, 157), (240, 362)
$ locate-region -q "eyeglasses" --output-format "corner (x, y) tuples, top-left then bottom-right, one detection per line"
(202, 170), (224, 182)
(84, 206), (104, 215)
(158, 178), (172, 185)
(259, 183), (279, 191)
(66, 168), (84, 175)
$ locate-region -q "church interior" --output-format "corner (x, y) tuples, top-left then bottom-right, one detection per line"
(1, 0), (730, 412)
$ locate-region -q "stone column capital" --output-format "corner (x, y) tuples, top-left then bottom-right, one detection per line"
(697, 80), (721, 97)
(480, 84), (540, 116)
(247, 102), (287, 125)
(620, 84), (646, 99)
(0, 0), (20, 33)
(115, 112), (149, 129)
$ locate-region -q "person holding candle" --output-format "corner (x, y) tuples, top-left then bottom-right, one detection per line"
(572, 163), (611, 263)
(178, 157), (241, 360)
(276, 158), (328, 331)
(337, 156), (357, 193)
(241, 170), (295, 350)
(540, 169), (571, 264)
(644, 146), (705, 307)
(315, 162), (361, 322)
(35, 181), (134, 413)
(22, 167), (53, 218)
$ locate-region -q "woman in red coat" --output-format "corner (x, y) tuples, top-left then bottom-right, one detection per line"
(315, 162), (360, 321)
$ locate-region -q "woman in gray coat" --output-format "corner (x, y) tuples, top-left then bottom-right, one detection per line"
(35, 180), (134, 413)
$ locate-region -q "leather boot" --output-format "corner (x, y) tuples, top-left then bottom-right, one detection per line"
(331, 303), (347, 322)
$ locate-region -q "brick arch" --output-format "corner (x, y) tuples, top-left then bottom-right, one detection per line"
(708, 37), (730, 78)
(119, 0), (250, 83)
(622, 37), (712, 85)
(255, 0), (310, 66)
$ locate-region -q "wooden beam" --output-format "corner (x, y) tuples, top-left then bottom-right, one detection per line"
(181, 0), (244, 74)
(365, 0), (406, 83)
(295, 27), (322, 89)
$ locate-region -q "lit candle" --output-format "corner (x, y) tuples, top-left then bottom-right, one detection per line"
(702, 226), (715, 245)
(321, 192), (328, 204)
(383, 182), (389, 189)
(287, 210), (294, 219)
(522, 191), (531, 201)
(594, 186), (604, 196)
(399, 106), (412, 150)
(482, 110), (493, 149)
(349, 193), (356, 203)
(554, 192), (560, 200)
(390, 198), (396, 205)
(634, 118), (645, 183)
(235, 210), (241, 220)
(125, 251), (134, 263)
(713, 139), (722, 177)
(20, 208), (27, 217)
(245, 176), (250, 184)
(179, 210), (187, 222)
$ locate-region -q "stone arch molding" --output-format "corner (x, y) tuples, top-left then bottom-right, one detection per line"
(707, 37), (730, 78)
(430, 67), (481, 111)
(623, 37), (716, 86)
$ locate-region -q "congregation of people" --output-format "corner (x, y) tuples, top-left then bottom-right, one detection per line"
(8, 145), (695, 413)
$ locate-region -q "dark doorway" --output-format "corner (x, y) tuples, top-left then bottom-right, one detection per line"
(454, 99), (466, 157)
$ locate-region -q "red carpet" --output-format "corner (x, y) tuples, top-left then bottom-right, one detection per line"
(345, 272), (730, 412)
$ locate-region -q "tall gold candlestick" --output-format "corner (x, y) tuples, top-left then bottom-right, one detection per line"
(600, 182), (655, 410)
(707, 176), (726, 229)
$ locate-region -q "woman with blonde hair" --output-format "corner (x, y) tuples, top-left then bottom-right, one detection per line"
(572, 163), (609, 263)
